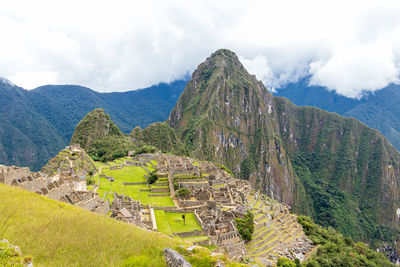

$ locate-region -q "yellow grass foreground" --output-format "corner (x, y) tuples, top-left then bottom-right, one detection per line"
(0, 183), (183, 267)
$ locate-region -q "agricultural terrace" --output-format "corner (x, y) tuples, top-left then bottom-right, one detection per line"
(94, 158), (173, 206)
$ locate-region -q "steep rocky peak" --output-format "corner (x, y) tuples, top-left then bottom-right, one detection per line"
(168, 49), (274, 129)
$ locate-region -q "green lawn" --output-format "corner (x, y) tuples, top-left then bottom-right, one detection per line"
(155, 211), (202, 235)
(154, 210), (173, 236)
(166, 212), (202, 233)
(96, 163), (174, 206)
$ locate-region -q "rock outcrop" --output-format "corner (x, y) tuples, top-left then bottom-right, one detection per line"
(164, 248), (192, 267)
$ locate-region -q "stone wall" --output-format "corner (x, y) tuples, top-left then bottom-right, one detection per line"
(151, 187), (169, 193)
(174, 230), (204, 238)
(193, 239), (211, 246)
(179, 182), (210, 189)
(194, 210), (204, 228)
(95, 201), (110, 215)
(179, 200), (206, 207)
(0, 165), (31, 185)
(17, 176), (48, 192)
(47, 182), (74, 200)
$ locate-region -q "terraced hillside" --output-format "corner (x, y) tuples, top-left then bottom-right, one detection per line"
(246, 193), (313, 265)
(95, 157), (174, 206)
(91, 152), (316, 264)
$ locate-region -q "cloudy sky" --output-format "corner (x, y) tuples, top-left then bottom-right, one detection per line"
(1, 0), (400, 98)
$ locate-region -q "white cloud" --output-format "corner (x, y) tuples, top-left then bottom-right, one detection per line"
(0, 0), (399, 97)
(309, 41), (400, 98)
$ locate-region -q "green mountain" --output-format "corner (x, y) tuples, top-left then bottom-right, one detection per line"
(130, 122), (187, 155)
(275, 79), (400, 151)
(70, 109), (139, 162)
(0, 79), (65, 171)
(0, 80), (186, 171)
(71, 108), (123, 151)
(166, 49), (400, 247)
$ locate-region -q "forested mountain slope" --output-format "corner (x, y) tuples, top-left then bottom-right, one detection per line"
(275, 79), (400, 151)
(0, 79), (186, 170)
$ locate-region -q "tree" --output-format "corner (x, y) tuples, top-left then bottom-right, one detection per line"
(235, 210), (254, 242)
(176, 188), (191, 198)
(148, 171), (158, 184)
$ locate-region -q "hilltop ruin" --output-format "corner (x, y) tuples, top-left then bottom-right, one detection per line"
(1, 147), (314, 264)
(0, 144), (109, 215)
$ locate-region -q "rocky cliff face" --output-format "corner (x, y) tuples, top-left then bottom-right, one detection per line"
(168, 49), (297, 206)
(168, 49), (400, 245)
(275, 98), (400, 242)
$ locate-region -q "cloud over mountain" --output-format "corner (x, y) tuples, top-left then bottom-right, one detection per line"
(1, 0), (400, 97)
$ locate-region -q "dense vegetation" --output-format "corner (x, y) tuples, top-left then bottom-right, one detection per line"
(283, 216), (394, 266)
(235, 211), (255, 242)
(0, 241), (32, 267)
(130, 122), (187, 156)
(275, 78), (400, 151)
(274, 98), (400, 247)
(0, 80), (65, 172)
(0, 79), (186, 171)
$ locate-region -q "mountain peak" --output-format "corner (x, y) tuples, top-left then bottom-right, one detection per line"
(0, 76), (15, 87)
(168, 49), (271, 129)
(70, 108), (122, 151)
(200, 49), (248, 77)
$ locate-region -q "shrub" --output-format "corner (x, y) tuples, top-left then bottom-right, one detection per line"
(86, 177), (95, 186)
(176, 188), (191, 198)
(173, 182), (179, 191)
(277, 257), (296, 267)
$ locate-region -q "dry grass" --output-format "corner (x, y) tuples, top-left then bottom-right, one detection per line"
(0, 183), (183, 267)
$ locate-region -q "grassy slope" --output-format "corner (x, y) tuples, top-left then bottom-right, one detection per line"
(0, 183), (182, 267)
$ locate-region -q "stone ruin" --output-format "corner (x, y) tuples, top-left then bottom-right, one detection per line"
(148, 153), (314, 263)
(0, 146), (109, 215)
(148, 154), (251, 260)
(1, 148), (315, 264)
(110, 192), (155, 230)
(41, 144), (97, 182)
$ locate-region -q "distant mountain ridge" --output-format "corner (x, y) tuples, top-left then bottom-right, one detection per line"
(274, 78), (400, 151)
(0, 79), (187, 170)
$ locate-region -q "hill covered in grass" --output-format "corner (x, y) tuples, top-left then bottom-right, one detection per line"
(0, 183), (241, 267)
